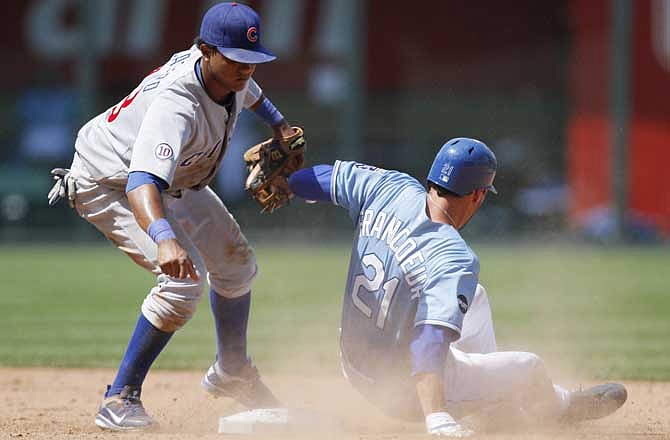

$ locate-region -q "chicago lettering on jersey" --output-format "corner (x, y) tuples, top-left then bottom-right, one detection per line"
(179, 138), (224, 167)
(359, 208), (427, 296)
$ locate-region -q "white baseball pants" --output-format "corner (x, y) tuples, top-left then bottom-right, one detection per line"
(445, 284), (566, 421)
(69, 153), (257, 332)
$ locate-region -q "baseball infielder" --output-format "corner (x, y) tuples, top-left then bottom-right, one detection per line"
(287, 138), (627, 436)
(47, 3), (303, 431)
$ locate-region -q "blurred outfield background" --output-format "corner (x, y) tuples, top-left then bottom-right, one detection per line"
(2, 244), (669, 380)
(0, 0), (669, 380)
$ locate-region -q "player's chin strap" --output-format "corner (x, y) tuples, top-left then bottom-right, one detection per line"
(47, 168), (77, 208)
(427, 194), (457, 227)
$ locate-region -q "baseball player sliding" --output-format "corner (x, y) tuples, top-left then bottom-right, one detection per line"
(287, 138), (627, 436)
(47, 2), (304, 431)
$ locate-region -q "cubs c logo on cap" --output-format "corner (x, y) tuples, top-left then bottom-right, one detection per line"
(247, 27), (258, 43)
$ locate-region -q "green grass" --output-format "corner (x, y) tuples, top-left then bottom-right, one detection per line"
(1, 244), (668, 380)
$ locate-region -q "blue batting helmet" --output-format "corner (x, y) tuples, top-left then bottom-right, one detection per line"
(427, 138), (498, 196)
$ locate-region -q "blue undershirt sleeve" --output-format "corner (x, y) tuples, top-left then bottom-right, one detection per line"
(126, 171), (169, 194)
(252, 97), (285, 126)
(288, 164), (333, 202)
(410, 324), (458, 376)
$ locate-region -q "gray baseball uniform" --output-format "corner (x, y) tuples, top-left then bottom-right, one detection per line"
(68, 45), (262, 332)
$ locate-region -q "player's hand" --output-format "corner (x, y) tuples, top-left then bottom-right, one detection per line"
(47, 168), (77, 207)
(156, 238), (199, 280)
(272, 121), (298, 140)
(425, 412), (474, 437)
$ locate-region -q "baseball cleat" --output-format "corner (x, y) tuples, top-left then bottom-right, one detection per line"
(202, 360), (280, 408)
(94, 385), (157, 431)
(561, 383), (627, 422)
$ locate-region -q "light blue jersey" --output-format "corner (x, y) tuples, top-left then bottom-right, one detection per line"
(332, 161), (480, 411)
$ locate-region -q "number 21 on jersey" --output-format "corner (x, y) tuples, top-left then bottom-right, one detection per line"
(351, 254), (400, 330)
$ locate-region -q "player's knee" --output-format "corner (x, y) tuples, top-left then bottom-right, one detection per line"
(209, 259), (258, 299)
(475, 283), (488, 300)
(517, 352), (549, 381)
(141, 275), (207, 332)
(518, 352), (543, 368)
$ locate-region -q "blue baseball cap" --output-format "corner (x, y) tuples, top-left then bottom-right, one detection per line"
(199, 2), (276, 64)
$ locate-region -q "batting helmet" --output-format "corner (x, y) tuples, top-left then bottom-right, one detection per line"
(427, 138), (497, 196)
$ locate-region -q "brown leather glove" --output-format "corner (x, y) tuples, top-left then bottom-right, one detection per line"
(243, 126), (306, 213)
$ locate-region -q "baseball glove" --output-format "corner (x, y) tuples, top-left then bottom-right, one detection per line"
(244, 127), (306, 213)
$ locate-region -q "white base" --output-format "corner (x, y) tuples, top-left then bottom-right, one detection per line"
(218, 408), (322, 435)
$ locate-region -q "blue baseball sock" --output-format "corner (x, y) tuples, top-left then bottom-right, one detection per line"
(210, 289), (250, 374)
(106, 313), (173, 397)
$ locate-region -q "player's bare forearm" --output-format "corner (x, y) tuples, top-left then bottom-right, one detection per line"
(127, 183), (166, 231)
(415, 372), (448, 416)
(127, 183), (198, 279)
(418, 373), (473, 436)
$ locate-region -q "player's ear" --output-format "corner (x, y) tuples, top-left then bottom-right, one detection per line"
(480, 188), (489, 200)
(199, 44), (213, 60)
(471, 188), (487, 203)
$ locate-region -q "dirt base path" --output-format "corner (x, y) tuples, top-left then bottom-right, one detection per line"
(1, 368), (668, 439)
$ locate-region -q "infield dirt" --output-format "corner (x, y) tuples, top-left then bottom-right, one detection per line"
(2, 368), (668, 439)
